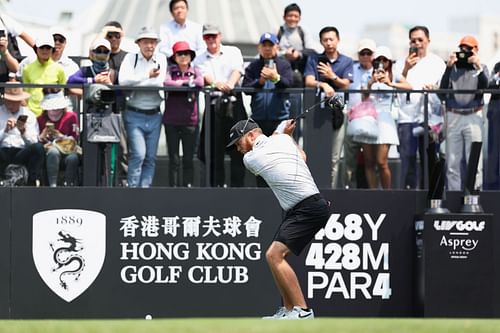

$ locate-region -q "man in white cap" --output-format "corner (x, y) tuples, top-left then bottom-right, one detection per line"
(22, 33), (66, 116)
(50, 28), (79, 79)
(102, 21), (128, 84)
(342, 38), (376, 188)
(118, 27), (166, 188)
(0, 82), (44, 185)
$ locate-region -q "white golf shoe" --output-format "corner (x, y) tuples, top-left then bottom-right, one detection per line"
(284, 306), (314, 320)
(262, 306), (289, 319)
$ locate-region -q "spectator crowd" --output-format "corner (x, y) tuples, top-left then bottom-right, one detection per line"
(0, 0), (499, 191)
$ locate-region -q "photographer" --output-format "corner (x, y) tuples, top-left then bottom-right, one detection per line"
(361, 46), (411, 189)
(439, 35), (489, 191)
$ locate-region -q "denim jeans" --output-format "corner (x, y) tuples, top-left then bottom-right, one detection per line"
(164, 124), (196, 187)
(124, 110), (162, 188)
(46, 147), (79, 187)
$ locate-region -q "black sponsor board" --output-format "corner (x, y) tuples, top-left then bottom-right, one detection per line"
(418, 213), (494, 317)
(0, 188), (10, 317)
(292, 190), (421, 317)
(10, 188), (279, 319)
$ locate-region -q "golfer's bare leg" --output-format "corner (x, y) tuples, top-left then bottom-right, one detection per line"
(266, 241), (307, 309)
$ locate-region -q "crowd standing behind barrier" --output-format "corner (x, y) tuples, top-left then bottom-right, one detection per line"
(0, 2), (499, 190)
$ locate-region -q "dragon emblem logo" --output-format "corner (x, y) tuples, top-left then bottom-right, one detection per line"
(50, 231), (86, 290)
(33, 209), (106, 302)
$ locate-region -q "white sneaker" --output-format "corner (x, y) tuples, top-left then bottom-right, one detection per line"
(262, 306), (289, 319)
(285, 306), (314, 320)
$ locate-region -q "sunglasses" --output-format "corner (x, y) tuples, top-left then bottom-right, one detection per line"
(39, 45), (53, 50)
(203, 34), (218, 40)
(53, 35), (66, 43)
(106, 32), (121, 39)
(175, 50), (192, 56)
(359, 51), (373, 56)
(93, 48), (110, 55)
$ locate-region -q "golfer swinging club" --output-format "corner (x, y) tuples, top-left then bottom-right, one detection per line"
(227, 118), (330, 320)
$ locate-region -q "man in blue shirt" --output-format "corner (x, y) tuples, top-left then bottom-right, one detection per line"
(304, 26), (353, 188)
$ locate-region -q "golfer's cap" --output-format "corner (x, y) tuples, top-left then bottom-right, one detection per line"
(227, 119), (259, 148)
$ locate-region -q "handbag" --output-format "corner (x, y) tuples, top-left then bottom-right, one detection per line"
(346, 100), (379, 142)
(86, 112), (122, 143)
(45, 136), (82, 155)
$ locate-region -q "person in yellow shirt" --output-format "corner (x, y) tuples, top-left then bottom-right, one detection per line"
(22, 34), (66, 117)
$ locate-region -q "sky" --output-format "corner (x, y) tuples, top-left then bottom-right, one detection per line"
(5, 0), (500, 37)
(288, 0), (500, 37)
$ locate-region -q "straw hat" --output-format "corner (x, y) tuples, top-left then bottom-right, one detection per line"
(3, 83), (31, 102)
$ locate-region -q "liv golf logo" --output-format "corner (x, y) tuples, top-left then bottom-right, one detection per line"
(32, 209), (106, 302)
(433, 219), (485, 260)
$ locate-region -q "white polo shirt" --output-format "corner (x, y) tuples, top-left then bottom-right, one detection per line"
(194, 44), (244, 83)
(244, 134), (319, 211)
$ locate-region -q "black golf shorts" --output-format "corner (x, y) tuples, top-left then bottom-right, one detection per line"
(274, 193), (331, 256)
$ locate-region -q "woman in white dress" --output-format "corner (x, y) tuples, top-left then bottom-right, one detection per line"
(363, 46), (411, 189)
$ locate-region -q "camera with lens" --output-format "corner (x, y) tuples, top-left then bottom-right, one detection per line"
(455, 51), (473, 69)
(85, 84), (116, 107)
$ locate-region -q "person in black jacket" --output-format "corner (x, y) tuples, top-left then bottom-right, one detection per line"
(242, 32), (293, 137)
(485, 61), (500, 189)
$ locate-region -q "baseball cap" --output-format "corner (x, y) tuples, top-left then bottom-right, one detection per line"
(135, 26), (160, 43)
(259, 32), (279, 45)
(459, 35), (478, 48)
(373, 46), (393, 61)
(50, 26), (67, 39)
(36, 33), (55, 48)
(226, 119), (260, 148)
(90, 38), (111, 51)
(357, 38), (376, 53)
(202, 24), (220, 35)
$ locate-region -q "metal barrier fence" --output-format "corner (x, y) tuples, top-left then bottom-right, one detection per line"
(1, 82), (499, 189)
